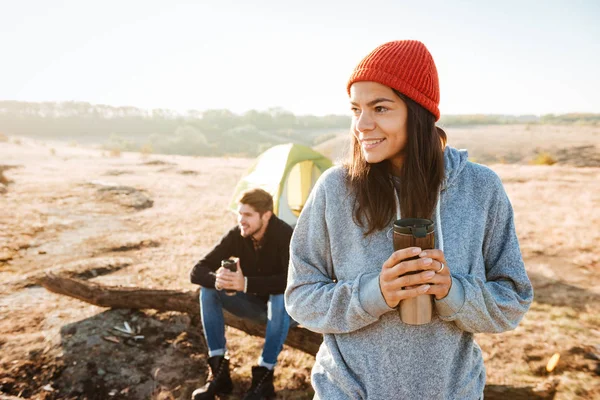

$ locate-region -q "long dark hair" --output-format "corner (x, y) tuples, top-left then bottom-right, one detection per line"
(343, 90), (447, 236)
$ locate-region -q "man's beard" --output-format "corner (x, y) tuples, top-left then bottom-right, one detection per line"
(241, 220), (263, 238)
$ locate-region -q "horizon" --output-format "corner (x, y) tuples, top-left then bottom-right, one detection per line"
(2, 99), (598, 119)
(2, 0), (599, 116)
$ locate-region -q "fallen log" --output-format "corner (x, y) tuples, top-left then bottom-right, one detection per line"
(483, 379), (559, 400)
(38, 273), (558, 400)
(38, 273), (322, 356)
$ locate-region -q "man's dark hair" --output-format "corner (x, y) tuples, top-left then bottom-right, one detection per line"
(238, 188), (274, 216)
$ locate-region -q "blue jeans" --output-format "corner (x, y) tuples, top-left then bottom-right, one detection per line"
(199, 288), (291, 367)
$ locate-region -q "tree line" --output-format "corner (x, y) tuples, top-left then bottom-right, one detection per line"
(1, 101), (597, 157)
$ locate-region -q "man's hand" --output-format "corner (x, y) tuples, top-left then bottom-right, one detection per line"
(215, 259), (245, 292)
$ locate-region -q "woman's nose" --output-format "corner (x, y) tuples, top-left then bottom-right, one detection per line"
(355, 111), (375, 132)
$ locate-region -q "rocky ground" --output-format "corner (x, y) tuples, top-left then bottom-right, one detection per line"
(0, 134), (599, 399)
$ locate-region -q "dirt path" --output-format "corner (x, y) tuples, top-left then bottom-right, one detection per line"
(1, 137), (598, 399)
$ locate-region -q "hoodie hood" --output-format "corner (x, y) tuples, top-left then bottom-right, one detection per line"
(435, 146), (469, 253)
(442, 146), (469, 190)
(391, 146), (469, 234)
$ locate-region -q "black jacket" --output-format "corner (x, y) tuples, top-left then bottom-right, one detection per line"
(190, 215), (293, 296)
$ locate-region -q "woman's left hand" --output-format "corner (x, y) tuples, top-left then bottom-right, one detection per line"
(418, 249), (452, 300)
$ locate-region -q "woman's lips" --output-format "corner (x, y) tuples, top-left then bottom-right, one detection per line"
(361, 138), (385, 150)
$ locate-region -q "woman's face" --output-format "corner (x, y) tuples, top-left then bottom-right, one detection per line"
(350, 81), (409, 175)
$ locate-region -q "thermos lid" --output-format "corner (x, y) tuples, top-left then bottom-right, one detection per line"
(393, 218), (434, 238)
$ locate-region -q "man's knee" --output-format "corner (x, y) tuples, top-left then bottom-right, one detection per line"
(268, 294), (287, 315)
(200, 287), (222, 302)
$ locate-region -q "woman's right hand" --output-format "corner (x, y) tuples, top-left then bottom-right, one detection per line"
(379, 247), (437, 308)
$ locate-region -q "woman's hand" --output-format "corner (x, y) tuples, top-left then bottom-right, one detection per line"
(418, 249), (452, 300)
(380, 247), (452, 308)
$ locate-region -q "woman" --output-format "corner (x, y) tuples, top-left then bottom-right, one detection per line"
(284, 40), (533, 399)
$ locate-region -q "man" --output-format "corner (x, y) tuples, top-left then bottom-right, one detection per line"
(190, 188), (293, 400)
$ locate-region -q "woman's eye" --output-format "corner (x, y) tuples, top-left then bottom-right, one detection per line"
(375, 106), (388, 113)
(350, 107), (360, 115)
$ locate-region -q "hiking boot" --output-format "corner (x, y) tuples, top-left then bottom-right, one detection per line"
(242, 366), (275, 400)
(191, 355), (233, 400)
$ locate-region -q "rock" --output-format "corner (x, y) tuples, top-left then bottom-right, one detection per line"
(141, 160), (176, 166)
(89, 181), (154, 210)
(86, 336), (102, 347)
(555, 145), (600, 167)
(98, 186), (153, 209)
(104, 170), (133, 176)
(0, 250), (13, 262)
(0, 164), (20, 185)
(103, 236), (160, 252)
(41, 384), (55, 392)
(51, 256), (134, 280)
(177, 170), (198, 175)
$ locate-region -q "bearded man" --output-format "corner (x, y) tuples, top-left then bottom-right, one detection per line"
(190, 188), (293, 400)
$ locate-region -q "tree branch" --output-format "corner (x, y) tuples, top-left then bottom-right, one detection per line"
(39, 273), (322, 356)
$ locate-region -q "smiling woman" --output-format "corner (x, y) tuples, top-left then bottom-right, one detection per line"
(346, 41), (447, 234)
(350, 84), (410, 172)
(285, 40), (533, 400)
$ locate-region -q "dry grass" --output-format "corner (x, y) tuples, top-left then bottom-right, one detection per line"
(140, 143), (153, 159)
(530, 152), (557, 165)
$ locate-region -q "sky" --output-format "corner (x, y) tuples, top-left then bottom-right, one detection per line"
(1, 0), (599, 116)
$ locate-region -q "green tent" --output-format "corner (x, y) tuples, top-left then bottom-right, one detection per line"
(229, 143), (333, 226)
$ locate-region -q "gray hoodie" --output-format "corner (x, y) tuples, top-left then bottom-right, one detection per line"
(285, 146), (533, 399)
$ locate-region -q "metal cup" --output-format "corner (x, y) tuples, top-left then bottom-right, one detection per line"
(393, 218), (435, 325)
(221, 259), (237, 296)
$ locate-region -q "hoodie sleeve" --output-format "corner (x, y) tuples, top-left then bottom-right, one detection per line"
(285, 172), (394, 334)
(435, 175), (533, 333)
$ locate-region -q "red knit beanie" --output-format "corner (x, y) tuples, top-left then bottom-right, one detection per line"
(347, 40), (440, 121)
